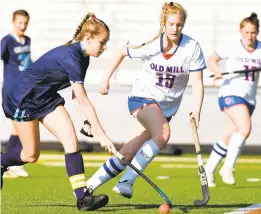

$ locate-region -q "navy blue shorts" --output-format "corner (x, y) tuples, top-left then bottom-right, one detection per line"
(128, 96), (172, 122)
(218, 95), (255, 116)
(3, 93), (65, 122)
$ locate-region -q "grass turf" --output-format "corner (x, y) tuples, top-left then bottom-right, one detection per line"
(1, 153), (261, 214)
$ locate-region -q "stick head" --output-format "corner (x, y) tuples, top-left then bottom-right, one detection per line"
(194, 184), (210, 206)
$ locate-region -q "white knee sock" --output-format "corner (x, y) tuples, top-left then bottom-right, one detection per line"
(205, 140), (228, 173)
(87, 156), (125, 190)
(223, 132), (246, 169)
(119, 139), (160, 185)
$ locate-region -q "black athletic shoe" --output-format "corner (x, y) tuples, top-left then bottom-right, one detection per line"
(77, 193), (109, 211)
(1, 166), (7, 190)
(1, 152), (6, 190)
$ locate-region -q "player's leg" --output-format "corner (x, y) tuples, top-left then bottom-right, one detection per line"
(4, 123), (29, 178)
(114, 103), (170, 198)
(86, 128), (150, 191)
(205, 114), (236, 187)
(41, 105), (108, 211)
(7, 123), (22, 149)
(220, 104), (251, 185)
(1, 120), (40, 189)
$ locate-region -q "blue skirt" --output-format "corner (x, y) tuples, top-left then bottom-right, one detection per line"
(128, 96), (172, 122)
(2, 92), (65, 122)
(218, 95), (255, 116)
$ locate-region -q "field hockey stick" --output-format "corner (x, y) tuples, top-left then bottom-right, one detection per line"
(209, 67), (261, 78)
(190, 116), (210, 206)
(114, 151), (173, 208)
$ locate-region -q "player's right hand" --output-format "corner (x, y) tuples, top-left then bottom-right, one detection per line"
(213, 71), (223, 79)
(99, 135), (117, 155)
(99, 81), (110, 95)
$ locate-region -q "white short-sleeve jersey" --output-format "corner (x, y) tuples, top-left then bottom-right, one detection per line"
(217, 40), (261, 106)
(127, 33), (206, 117)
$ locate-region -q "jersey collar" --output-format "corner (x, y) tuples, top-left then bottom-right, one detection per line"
(160, 32), (183, 54)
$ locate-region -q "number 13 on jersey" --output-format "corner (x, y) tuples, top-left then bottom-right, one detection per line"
(156, 73), (176, 88)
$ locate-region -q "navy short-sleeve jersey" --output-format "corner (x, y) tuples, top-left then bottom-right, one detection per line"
(1, 34), (32, 79)
(3, 42), (89, 109)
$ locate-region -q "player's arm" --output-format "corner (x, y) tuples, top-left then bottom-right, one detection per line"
(72, 91), (93, 137)
(0, 38), (8, 88)
(0, 39), (7, 60)
(71, 82), (116, 153)
(207, 52), (223, 79)
(190, 71), (204, 127)
(99, 46), (128, 95)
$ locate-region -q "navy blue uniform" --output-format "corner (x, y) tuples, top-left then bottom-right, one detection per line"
(2, 42), (89, 121)
(1, 34), (32, 80)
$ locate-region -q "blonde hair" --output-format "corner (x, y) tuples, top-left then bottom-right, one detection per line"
(128, 2), (187, 49)
(240, 12), (259, 33)
(65, 13), (110, 45)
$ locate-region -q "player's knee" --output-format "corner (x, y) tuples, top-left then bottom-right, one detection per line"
(238, 125), (251, 138)
(153, 126), (170, 149)
(61, 133), (78, 153)
(121, 151), (135, 161)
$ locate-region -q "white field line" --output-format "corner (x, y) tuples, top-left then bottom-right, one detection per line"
(224, 203), (261, 214)
(160, 164), (197, 168)
(41, 162), (199, 169)
(39, 154), (261, 164)
(42, 162), (103, 167)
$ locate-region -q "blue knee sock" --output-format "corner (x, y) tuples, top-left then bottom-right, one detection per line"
(7, 135), (22, 151)
(1, 146), (26, 169)
(65, 151), (87, 200)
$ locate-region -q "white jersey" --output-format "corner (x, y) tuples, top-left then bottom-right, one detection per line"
(127, 33), (206, 117)
(217, 40), (261, 106)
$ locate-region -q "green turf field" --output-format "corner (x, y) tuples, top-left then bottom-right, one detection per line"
(1, 153), (261, 214)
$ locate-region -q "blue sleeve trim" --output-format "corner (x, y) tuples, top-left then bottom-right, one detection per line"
(189, 66), (207, 72)
(127, 47), (132, 58)
(71, 81), (84, 84)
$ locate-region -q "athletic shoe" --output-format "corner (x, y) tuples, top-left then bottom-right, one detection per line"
(205, 169), (216, 187)
(77, 193), (109, 211)
(112, 180), (133, 199)
(1, 166), (7, 190)
(8, 166), (28, 177)
(219, 166), (235, 185)
(3, 169), (18, 178)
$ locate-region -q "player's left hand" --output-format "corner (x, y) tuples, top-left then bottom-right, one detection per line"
(80, 120), (94, 138)
(190, 112), (200, 127)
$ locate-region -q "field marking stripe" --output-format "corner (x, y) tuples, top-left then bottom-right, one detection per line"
(40, 162), (103, 167)
(38, 154), (261, 163)
(225, 203), (261, 214)
(160, 164), (197, 168)
(39, 161), (199, 169)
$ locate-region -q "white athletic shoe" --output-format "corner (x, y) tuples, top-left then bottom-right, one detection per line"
(112, 180), (133, 199)
(205, 169), (216, 187)
(8, 166), (29, 177)
(219, 166), (235, 185)
(3, 169), (18, 178)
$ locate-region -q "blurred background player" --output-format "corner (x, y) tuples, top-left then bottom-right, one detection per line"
(205, 12), (260, 187)
(1, 9), (32, 178)
(85, 2), (206, 199)
(0, 13), (116, 211)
